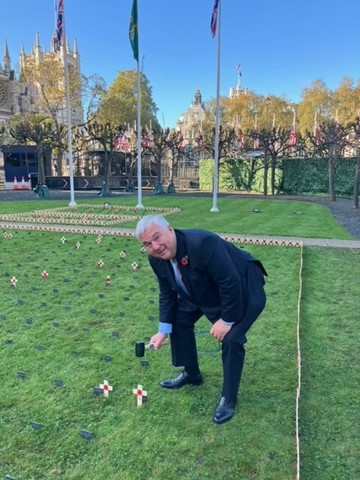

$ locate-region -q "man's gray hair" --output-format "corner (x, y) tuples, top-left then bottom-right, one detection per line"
(135, 214), (170, 239)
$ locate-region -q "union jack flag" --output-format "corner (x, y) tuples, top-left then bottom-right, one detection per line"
(114, 131), (130, 152)
(238, 130), (244, 147)
(210, 0), (219, 38)
(54, 0), (63, 52)
(290, 130), (297, 146)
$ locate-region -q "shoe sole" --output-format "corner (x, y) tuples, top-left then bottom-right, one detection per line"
(160, 380), (203, 389)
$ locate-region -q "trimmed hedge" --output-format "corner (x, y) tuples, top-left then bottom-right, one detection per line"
(199, 157), (357, 197)
(281, 157), (357, 196)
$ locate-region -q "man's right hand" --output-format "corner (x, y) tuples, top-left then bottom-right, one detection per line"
(150, 332), (168, 349)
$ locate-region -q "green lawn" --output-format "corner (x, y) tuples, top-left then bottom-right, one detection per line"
(0, 195), (358, 479)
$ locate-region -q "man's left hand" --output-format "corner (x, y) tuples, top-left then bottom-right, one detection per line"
(210, 319), (232, 342)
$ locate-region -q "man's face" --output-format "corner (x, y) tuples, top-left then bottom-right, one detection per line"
(139, 223), (177, 260)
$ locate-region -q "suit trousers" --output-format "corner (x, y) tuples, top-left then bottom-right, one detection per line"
(169, 263), (267, 403)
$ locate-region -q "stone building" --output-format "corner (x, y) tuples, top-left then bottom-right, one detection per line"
(0, 34), (82, 125)
(0, 34), (83, 184)
(176, 88), (206, 143)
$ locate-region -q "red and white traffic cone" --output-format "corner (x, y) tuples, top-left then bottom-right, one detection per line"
(13, 177), (18, 190)
(21, 176), (27, 190)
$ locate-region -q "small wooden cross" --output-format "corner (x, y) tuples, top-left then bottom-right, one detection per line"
(99, 380), (113, 397)
(133, 384), (147, 406)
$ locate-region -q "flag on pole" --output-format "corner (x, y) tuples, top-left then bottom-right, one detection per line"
(54, 0), (63, 52)
(210, 0), (219, 38)
(290, 130), (297, 146)
(129, 0), (139, 61)
(237, 64), (242, 76)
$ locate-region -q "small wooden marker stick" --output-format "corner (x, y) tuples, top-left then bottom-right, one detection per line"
(133, 384), (147, 406)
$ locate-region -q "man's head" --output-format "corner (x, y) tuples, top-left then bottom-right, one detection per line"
(135, 214), (177, 260)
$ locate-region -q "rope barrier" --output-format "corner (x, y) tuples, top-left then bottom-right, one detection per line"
(295, 243), (304, 480)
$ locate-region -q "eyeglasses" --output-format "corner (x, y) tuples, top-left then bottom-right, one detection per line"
(142, 232), (163, 250)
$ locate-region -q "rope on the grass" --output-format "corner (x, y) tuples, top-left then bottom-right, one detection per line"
(295, 242), (304, 480)
(0, 222), (304, 249)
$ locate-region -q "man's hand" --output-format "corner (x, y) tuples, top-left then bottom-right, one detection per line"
(210, 319), (232, 342)
(149, 332), (168, 349)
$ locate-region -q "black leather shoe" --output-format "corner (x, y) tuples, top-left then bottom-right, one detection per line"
(160, 371), (203, 389)
(213, 397), (235, 425)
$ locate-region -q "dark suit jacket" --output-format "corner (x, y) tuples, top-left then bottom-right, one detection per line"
(148, 229), (267, 325)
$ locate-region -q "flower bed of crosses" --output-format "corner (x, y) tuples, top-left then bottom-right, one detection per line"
(0, 205), (179, 227)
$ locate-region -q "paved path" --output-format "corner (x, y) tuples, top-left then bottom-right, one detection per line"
(1, 221), (360, 249)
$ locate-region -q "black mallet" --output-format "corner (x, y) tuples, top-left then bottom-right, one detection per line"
(135, 341), (154, 358)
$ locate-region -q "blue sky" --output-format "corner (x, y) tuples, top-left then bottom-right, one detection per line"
(2, 0), (359, 128)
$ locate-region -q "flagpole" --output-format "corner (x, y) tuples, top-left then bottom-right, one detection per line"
(60, 1), (76, 207)
(136, 56), (143, 209)
(129, 0), (143, 209)
(211, 0), (221, 213)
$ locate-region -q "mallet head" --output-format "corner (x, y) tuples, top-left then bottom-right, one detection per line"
(135, 342), (154, 357)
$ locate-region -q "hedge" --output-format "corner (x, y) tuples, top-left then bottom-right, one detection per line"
(199, 157), (357, 197)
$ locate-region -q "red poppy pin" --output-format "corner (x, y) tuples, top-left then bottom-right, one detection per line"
(181, 255), (189, 266)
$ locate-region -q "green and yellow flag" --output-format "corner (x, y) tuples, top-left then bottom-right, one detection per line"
(129, 0), (139, 62)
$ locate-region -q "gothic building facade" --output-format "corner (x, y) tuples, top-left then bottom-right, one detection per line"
(0, 34), (83, 184)
(0, 34), (82, 124)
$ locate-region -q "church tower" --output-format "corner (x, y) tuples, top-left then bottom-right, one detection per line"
(0, 42), (16, 121)
(0, 33), (83, 125)
(19, 33), (83, 125)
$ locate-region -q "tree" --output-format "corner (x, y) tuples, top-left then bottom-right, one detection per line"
(162, 129), (186, 188)
(8, 114), (57, 194)
(81, 121), (120, 197)
(141, 128), (169, 189)
(20, 53), (82, 176)
(306, 120), (352, 201)
(253, 127), (293, 195)
(333, 77), (360, 125)
(350, 117), (360, 209)
(96, 70), (159, 129)
(297, 80), (332, 135)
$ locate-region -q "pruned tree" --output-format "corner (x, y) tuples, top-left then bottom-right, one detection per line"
(81, 121), (120, 196)
(306, 120), (352, 201)
(350, 117), (360, 209)
(8, 113), (58, 190)
(162, 129), (186, 188)
(141, 128), (169, 189)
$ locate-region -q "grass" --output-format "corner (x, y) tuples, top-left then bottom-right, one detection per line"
(0, 194), (358, 479)
(0, 194), (354, 240)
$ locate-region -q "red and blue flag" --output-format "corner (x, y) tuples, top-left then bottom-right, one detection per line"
(210, 0), (219, 38)
(54, 0), (63, 51)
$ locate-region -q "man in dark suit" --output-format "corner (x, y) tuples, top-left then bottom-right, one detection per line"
(135, 214), (267, 424)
